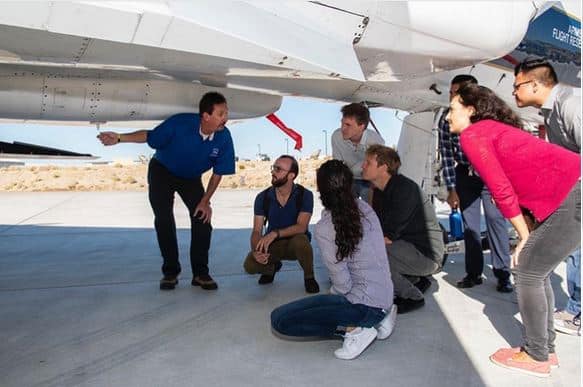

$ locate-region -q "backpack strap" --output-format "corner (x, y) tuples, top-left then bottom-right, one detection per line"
(260, 187), (272, 227)
(294, 184), (312, 241)
(262, 184), (306, 229)
(294, 184), (305, 213)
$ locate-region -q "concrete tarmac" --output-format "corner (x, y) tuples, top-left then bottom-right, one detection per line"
(0, 190), (579, 387)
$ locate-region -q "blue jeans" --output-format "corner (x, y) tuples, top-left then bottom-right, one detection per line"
(271, 295), (386, 338)
(565, 248), (581, 316)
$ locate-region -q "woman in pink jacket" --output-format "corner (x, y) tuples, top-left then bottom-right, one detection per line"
(446, 84), (580, 378)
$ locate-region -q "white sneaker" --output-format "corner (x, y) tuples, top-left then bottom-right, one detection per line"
(554, 310), (581, 336)
(376, 304), (397, 339)
(334, 327), (377, 360)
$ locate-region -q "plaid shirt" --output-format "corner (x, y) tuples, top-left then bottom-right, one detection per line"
(438, 109), (470, 189)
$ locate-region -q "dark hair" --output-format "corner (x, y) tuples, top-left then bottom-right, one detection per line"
(278, 155), (299, 179)
(514, 58), (558, 86)
(341, 103), (370, 128)
(456, 84), (523, 128)
(365, 144), (401, 176)
(316, 160), (363, 261)
(199, 92), (227, 116)
(451, 74), (478, 87)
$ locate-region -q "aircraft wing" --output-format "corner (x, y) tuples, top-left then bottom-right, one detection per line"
(0, 141), (97, 160)
(0, 1), (539, 122)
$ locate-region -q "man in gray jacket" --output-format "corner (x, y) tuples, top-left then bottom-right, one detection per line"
(514, 58), (581, 336)
(514, 58), (580, 152)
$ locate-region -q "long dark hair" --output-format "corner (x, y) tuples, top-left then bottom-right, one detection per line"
(456, 84), (523, 129)
(316, 160), (363, 261)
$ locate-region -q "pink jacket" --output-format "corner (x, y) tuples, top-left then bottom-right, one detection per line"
(460, 120), (581, 222)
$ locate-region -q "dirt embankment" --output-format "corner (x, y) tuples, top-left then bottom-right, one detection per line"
(0, 159), (329, 192)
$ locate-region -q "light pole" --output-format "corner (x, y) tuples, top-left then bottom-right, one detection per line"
(257, 143), (261, 156)
(322, 130), (328, 156)
(285, 138), (289, 154)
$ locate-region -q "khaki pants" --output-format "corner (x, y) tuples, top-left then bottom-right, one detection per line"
(244, 234), (315, 279)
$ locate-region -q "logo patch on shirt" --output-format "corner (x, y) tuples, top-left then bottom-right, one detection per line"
(210, 148), (220, 157)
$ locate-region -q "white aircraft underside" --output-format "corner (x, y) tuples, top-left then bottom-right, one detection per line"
(0, 1), (540, 123)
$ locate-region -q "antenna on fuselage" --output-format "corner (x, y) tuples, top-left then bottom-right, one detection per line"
(429, 84), (442, 95)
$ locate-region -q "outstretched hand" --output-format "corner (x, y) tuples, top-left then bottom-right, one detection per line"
(97, 132), (119, 146)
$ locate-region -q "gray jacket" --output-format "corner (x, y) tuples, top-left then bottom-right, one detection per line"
(314, 200), (393, 310)
(541, 84), (581, 153)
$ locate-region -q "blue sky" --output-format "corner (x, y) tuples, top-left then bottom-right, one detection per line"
(0, 96), (403, 164)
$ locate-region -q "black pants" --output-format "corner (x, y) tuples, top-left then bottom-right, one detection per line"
(455, 164), (511, 280)
(147, 158), (211, 277)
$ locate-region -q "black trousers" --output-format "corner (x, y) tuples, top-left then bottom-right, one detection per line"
(147, 158), (211, 277)
(455, 164), (511, 280)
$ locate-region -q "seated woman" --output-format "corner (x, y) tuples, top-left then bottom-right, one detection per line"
(447, 84), (581, 377)
(271, 159), (396, 360)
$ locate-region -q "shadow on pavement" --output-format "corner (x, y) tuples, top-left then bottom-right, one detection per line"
(0, 224), (487, 387)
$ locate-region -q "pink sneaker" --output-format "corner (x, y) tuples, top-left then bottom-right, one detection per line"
(490, 348), (551, 378)
(549, 353), (559, 369)
(501, 347), (560, 369)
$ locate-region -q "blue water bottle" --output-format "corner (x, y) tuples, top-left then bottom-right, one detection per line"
(449, 209), (464, 241)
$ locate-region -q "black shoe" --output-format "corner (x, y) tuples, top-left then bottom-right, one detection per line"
(304, 278), (320, 294)
(414, 276), (432, 294)
(394, 297), (425, 314)
(160, 275), (178, 290)
(456, 275), (483, 288)
(191, 274), (218, 290)
(496, 279), (513, 293)
(258, 262), (282, 285)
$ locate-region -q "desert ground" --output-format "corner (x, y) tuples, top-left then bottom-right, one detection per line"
(0, 158), (328, 192)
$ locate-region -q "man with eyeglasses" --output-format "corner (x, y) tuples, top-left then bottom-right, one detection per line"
(438, 75), (513, 293)
(514, 58), (580, 152)
(243, 155), (320, 293)
(514, 58), (581, 336)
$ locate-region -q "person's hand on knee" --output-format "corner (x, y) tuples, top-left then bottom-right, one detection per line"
(253, 251), (270, 265)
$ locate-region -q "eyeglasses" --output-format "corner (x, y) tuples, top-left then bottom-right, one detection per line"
(512, 80), (534, 92)
(271, 165), (289, 173)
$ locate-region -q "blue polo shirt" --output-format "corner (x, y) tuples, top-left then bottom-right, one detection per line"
(254, 185), (314, 233)
(147, 113), (235, 179)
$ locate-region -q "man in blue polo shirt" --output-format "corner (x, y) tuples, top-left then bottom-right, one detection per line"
(98, 92), (235, 291)
(243, 155), (320, 293)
